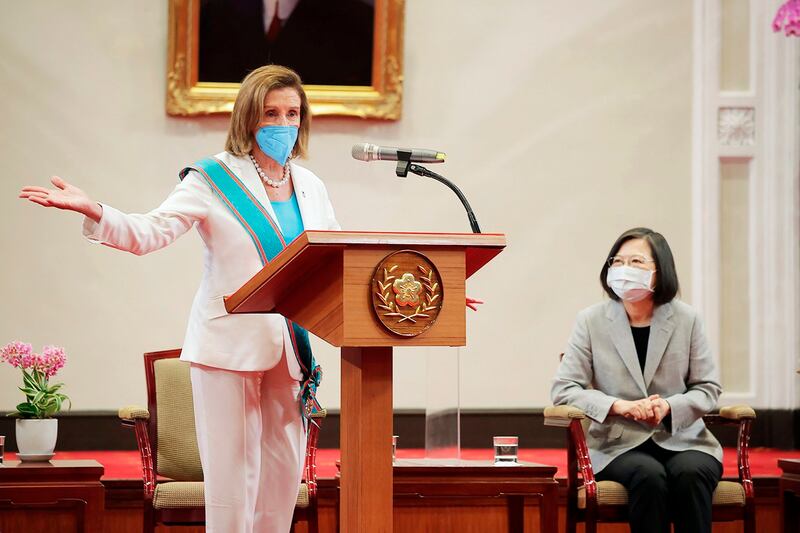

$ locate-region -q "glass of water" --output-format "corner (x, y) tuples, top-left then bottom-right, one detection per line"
(493, 436), (519, 465)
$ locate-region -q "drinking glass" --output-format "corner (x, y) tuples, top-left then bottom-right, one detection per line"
(493, 436), (518, 465)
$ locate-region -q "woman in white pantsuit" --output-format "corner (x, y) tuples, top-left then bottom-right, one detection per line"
(20, 65), (339, 533)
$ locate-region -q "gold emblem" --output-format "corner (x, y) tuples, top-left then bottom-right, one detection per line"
(393, 273), (422, 307)
(372, 250), (443, 337)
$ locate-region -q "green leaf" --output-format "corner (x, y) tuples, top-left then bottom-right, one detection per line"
(32, 391), (45, 405)
(41, 397), (57, 408)
(47, 383), (64, 394)
(22, 370), (38, 390)
(15, 402), (37, 415)
(18, 386), (37, 397)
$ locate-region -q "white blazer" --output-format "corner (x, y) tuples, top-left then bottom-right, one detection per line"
(83, 151), (340, 374)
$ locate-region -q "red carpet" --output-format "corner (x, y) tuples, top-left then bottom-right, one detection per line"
(6, 448), (800, 480)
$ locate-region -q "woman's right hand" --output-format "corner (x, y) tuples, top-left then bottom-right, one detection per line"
(19, 176), (103, 223)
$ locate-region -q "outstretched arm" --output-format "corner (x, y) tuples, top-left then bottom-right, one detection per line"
(20, 172), (212, 256)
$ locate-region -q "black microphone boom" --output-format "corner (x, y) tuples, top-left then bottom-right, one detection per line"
(351, 143), (446, 164)
(405, 163), (481, 234)
(351, 142), (481, 234)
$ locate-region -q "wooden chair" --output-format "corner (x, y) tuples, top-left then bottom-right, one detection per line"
(119, 348), (324, 533)
(544, 404), (756, 533)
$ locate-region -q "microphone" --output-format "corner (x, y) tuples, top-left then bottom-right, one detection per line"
(351, 142), (481, 233)
(351, 143), (446, 164)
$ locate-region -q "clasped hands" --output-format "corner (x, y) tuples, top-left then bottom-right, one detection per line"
(610, 394), (670, 426)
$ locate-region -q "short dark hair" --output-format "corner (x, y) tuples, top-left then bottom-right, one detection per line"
(599, 227), (680, 305)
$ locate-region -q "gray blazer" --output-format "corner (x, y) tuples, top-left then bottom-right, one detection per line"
(551, 299), (722, 473)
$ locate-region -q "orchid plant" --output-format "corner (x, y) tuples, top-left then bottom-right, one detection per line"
(1, 341), (71, 418)
(774, 0), (800, 36)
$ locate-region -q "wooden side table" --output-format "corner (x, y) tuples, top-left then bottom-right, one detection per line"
(0, 459), (104, 533)
(335, 458), (559, 532)
(779, 458), (800, 533)
(392, 459), (559, 533)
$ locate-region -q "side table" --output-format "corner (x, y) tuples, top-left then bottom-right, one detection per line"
(393, 459), (559, 533)
(336, 458), (559, 533)
(0, 459), (104, 533)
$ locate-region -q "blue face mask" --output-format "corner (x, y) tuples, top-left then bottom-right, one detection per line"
(254, 125), (299, 166)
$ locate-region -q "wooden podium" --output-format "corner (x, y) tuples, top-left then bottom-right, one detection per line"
(225, 230), (506, 532)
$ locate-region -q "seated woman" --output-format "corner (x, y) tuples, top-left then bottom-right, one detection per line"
(551, 227), (723, 533)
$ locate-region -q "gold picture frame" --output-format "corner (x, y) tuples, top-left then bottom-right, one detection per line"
(166, 0), (404, 119)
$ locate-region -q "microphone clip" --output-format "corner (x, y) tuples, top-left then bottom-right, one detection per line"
(394, 149), (413, 177)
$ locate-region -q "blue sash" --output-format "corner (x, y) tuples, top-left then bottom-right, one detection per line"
(180, 157), (322, 421)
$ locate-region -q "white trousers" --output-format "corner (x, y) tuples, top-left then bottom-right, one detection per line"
(190, 353), (305, 533)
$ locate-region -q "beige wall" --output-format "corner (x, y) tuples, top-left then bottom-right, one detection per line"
(0, 0), (693, 412)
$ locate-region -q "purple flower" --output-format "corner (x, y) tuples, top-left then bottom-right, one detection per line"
(21, 353), (38, 369)
(774, 0), (800, 36)
(0, 341), (33, 368)
(40, 345), (67, 378)
(2, 341), (67, 376)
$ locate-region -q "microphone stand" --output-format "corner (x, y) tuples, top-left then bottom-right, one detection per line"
(395, 151), (482, 234)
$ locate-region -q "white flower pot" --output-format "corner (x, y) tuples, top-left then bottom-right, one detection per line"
(15, 418), (58, 455)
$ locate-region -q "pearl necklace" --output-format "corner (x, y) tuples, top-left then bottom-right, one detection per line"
(249, 154), (290, 188)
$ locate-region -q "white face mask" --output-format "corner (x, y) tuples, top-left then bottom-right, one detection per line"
(607, 266), (655, 302)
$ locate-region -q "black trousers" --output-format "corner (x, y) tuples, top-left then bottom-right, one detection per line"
(596, 439), (722, 533)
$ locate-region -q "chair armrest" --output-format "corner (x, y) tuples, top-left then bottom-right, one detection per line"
(118, 405), (156, 499)
(543, 405), (600, 512)
(707, 406), (756, 501)
(719, 404), (756, 420)
(304, 407), (326, 499)
(118, 405), (150, 421)
(543, 405), (586, 427)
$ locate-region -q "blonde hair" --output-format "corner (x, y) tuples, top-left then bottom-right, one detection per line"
(225, 65), (311, 158)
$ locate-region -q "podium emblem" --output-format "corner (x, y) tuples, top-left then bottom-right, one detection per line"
(371, 250), (443, 337)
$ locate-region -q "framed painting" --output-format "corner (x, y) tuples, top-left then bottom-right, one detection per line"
(166, 0), (404, 119)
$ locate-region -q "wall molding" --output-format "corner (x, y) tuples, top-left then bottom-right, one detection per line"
(717, 106), (755, 146)
(2, 409), (797, 452)
(693, 0), (800, 409)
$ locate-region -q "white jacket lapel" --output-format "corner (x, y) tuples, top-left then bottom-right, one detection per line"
(290, 161), (313, 230)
